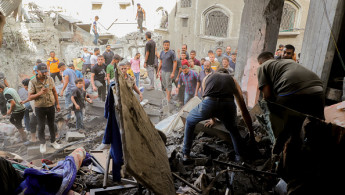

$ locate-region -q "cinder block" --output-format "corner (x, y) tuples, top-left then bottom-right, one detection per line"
(66, 131), (86, 142)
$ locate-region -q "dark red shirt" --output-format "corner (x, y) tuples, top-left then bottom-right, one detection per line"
(192, 58), (201, 66)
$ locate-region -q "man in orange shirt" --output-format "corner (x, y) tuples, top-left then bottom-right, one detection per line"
(47, 51), (62, 82)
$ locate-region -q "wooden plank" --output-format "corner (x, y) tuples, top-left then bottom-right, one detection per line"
(115, 70), (175, 194)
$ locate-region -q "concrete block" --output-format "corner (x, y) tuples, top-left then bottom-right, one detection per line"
(66, 131), (86, 142)
(27, 145), (41, 156)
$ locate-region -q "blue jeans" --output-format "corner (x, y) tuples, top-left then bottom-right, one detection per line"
(75, 110), (84, 129)
(65, 91), (72, 120)
(93, 29), (99, 45)
(184, 92), (194, 105)
(134, 72), (140, 87)
(24, 103), (32, 132)
(183, 99), (245, 156)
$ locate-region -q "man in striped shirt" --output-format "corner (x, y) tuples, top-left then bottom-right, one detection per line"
(178, 65), (198, 105)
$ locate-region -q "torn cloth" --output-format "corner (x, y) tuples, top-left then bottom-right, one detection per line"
(102, 82), (123, 182)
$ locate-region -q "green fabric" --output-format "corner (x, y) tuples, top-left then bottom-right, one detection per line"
(12, 163), (28, 171)
(106, 64), (115, 80)
(4, 87), (25, 113)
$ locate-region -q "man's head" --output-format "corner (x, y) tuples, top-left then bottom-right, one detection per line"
(119, 63), (127, 74)
(182, 65), (190, 74)
(279, 44), (284, 50)
(201, 58), (205, 65)
(145, 32), (151, 40)
(188, 59), (195, 67)
(226, 46), (231, 54)
(209, 53), (215, 62)
(190, 50), (196, 59)
(106, 45), (111, 52)
(58, 62), (66, 71)
(208, 50), (214, 57)
(36, 63), (49, 78)
(222, 57), (229, 68)
(257, 51), (274, 65)
(36, 59), (42, 65)
(135, 52), (141, 59)
(83, 47), (88, 52)
(97, 55), (104, 65)
(163, 40), (170, 51)
(231, 53), (237, 62)
(216, 48), (222, 56)
(276, 49), (282, 55)
(112, 54), (123, 64)
(94, 48), (100, 55)
(217, 68), (229, 74)
(50, 51), (55, 58)
(182, 44), (187, 52)
(126, 61), (131, 71)
(75, 78), (84, 89)
(68, 64), (75, 70)
(95, 16), (99, 21)
(204, 60), (211, 72)
(137, 3), (141, 8)
(0, 83), (5, 93)
(22, 78), (30, 90)
(181, 52), (187, 60)
(283, 44), (295, 59)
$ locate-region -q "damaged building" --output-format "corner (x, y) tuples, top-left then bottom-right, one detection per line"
(1, 0), (345, 195)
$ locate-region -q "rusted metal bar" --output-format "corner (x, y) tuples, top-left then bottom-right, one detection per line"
(172, 172), (202, 194)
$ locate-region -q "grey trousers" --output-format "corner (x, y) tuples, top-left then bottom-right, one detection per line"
(147, 66), (155, 88)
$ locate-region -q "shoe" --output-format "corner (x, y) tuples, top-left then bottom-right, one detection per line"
(51, 141), (61, 149)
(235, 155), (244, 163)
(40, 144), (46, 153)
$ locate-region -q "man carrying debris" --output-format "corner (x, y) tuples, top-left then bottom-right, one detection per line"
(119, 63), (143, 101)
(103, 45), (114, 66)
(58, 62), (77, 122)
(183, 68), (254, 162)
(157, 40), (177, 103)
(47, 51), (62, 82)
(91, 55), (107, 102)
(178, 65), (198, 105)
(257, 51), (325, 155)
(0, 83), (27, 142)
(144, 32), (156, 90)
(28, 63), (61, 153)
(93, 16), (99, 45)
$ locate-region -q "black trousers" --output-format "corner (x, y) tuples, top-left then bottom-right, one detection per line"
(50, 72), (62, 82)
(0, 93), (7, 115)
(36, 106), (56, 144)
(10, 110), (25, 129)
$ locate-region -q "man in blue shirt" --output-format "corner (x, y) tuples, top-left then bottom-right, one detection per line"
(178, 65), (198, 105)
(157, 40), (177, 103)
(58, 63), (77, 121)
(92, 16), (99, 45)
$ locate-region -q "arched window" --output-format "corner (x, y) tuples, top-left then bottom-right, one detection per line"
(204, 10), (229, 38)
(280, 2), (298, 32)
(181, 0), (191, 8)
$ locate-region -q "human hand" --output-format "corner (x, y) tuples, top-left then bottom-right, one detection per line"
(139, 93), (143, 102)
(89, 99), (93, 104)
(75, 105), (80, 110)
(56, 104), (61, 112)
(170, 73), (174, 79)
(93, 86), (97, 92)
(59, 90), (64, 97)
(40, 87), (48, 95)
(204, 119), (215, 128)
(20, 101), (25, 105)
(6, 110), (11, 116)
(175, 78), (178, 83)
(144, 63), (147, 68)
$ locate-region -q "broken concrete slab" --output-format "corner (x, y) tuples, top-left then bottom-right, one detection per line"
(142, 89), (165, 107)
(85, 100), (105, 116)
(66, 131), (86, 142)
(325, 101), (345, 127)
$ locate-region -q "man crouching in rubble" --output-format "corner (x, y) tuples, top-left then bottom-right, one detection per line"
(182, 68), (254, 162)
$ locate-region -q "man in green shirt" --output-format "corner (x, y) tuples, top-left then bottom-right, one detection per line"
(0, 83), (27, 141)
(106, 54), (123, 85)
(188, 59), (202, 75)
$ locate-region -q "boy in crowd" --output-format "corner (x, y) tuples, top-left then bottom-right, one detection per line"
(200, 58), (206, 70)
(71, 78), (93, 132)
(180, 52), (188, 66)
(126, 61), (135, 78)
(130, 53), (141, 87)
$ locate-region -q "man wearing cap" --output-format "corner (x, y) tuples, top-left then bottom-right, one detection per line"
(28, 63), (61, 153)
(0, 72), (9, 115)
(119, 63), (143, 101)
(91, 55), (107, 102)
(106, 54), (122, 85)
(178, 65), (198, 105)
(47, 51), (62, 82)
(59, 63), (77, 122)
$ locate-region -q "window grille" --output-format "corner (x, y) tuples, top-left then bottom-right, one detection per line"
(280, 3), (297, 32)
(205, 11), (229, 38)
(181, 0), (191, 8)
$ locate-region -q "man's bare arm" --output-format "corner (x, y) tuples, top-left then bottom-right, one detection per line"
(195, 82), (200, 96)
(261, 85), (272, 100)
(60, 75), (69, 95)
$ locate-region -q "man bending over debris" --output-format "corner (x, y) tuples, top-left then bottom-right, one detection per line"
(0, 83), (27, 141)
(183, 68), (254, 162)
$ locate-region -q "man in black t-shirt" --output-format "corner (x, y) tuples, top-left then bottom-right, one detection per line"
(144, 32), (156, 90)
(91, 55), (107, 102)
(182, 68), (254, 162)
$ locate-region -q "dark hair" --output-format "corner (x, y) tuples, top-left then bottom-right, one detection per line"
(125, 61), (131, 66)
(257, 51), (274, 61)
(217, 68), (229, 74)
(276, 49), (282, 51)
(181, 51), (186, 55)
(216, 47), (222, 51)
(201, 58), (206, 61)
(50, 51), (55, 54)
(182, 44), (187, 49)
(285, 44), (295, 52)
(94, 48), (100, 52)
(145, 32), (152, 39)
(135, 52), (140, 56)
(163, 40), (170, 44)
(22, 78), (31, 86)
(97, 55), (104, 58)
(106, 45), (111, 48)
(222, 57), (229, 62)
(75, 78), (84, 84)
(190, 50), (196, 54)
(279, 44), (284, 48)
(298, 53), (301, 58)
(0, 83), (5, 89)
(58, 62), (66, 68)
(208, 50), (214, 54)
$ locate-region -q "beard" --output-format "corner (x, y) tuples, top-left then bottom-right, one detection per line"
(205, 69), (211, 73)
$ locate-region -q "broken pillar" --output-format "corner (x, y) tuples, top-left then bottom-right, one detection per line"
(299, 0), (345, 87)
(235, 0), (284, 107)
